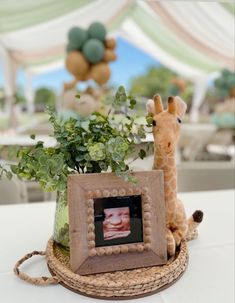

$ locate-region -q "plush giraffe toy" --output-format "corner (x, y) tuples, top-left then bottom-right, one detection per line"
(147, 94), (204, 256)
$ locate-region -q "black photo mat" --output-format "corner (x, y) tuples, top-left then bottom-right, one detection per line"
(94, 195), (143, 247)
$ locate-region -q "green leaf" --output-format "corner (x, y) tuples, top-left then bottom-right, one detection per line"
(88, 143), (106, 161)
(39, 155), (47, 164)
(129, 98), (137, 109)
(75, 120), (81, 127)
(133, 134), (141, 144)
(139, 149), (146, 160)
(10, 165), (18, 174)
(36, 141), (44, 148)
(75, 94), (80, 99)
(77, 146), (87, 152)
(118, 86), (125, 93)
(137, 125), (146, 139)
(81, 121), (89, 131)
(118, 161), (127, 171)
(112, 152), (123, 162)
(30, 134), (36, 140)
(75, 155), (85, 162)
(146, 115), (153, 127)
(99, 162), (108, 171)
(89, 115), (97, 121)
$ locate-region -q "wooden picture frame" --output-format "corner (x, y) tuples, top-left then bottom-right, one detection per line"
(68, 171), (167, 275)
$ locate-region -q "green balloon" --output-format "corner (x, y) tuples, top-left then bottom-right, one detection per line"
(68, 27), (88, 49)
(82, 39), (105, 64)
(66, 42), (78, 53)
(228, 75), (235, 87)
(221, 69), (230, 78)
(88, 22), (106, 41)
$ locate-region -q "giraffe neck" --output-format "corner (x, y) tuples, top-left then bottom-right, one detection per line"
(153, 146), (177, 207)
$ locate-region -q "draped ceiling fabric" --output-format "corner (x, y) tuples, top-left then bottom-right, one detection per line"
(0, 0), (234, 116)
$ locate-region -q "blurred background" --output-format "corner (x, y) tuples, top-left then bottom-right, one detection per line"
(0, 0), (234, 204)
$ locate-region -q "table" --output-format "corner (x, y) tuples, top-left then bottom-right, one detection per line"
(0, 135), (57, 148)
(0, 190), (234, 303)
(143, 124), (217, 161)
(207, 144), (235, 160)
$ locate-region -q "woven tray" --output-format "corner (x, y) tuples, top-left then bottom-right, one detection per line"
(14, 238), (189, 300)
(46, 238), (189, 300)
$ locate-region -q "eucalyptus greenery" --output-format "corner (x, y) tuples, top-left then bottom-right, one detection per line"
(1, 86), (148, 193)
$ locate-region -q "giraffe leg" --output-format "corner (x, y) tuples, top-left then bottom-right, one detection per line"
(171, 219), (188, 246)
(166, 228), (176, 256)
(172, 199), (188, 246)
(172, 227), (186, 246)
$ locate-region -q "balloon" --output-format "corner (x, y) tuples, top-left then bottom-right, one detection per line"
(66, 24), (116, 86)
(63, 79), (77, 91)
(66, 51), (89, 79)
(221, 69), (231, 78)
(230, 86), (235, 97)
(68, 27), (88, 49)
(171, 78), (186, 92)
(83, 39), (105, 64)
(105, 38), (116, 49)
(90, 62), (111, 85)
(103, 49), (117, 62)
(228, 76), (235, 87)
(66, 42), (78, 53)
(88, 22), (106, 41)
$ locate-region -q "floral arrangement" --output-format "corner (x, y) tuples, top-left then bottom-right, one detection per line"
(4, 87), (147, 189)
(0, 86), (151, 192)
(0, 86), (150, 248)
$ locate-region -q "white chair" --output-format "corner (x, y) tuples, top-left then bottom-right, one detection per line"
(0, 177), (28, 205)
(129, 157), (234, 192)
(177, 161), (234, 192)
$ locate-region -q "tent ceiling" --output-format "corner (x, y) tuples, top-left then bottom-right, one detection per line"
(0, 0), (234, 80)
(0, 0), (93, 33)
(0, 0), (128, 51)
(149, 2), (234, 67)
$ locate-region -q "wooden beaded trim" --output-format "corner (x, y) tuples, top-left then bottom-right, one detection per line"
(85, 186), (152, 257)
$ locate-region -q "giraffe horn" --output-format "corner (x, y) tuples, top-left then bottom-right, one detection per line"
(168, 96), (176, 114)
(153, 94), (163, 113)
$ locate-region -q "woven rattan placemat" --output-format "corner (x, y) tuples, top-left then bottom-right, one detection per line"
(46, 238), (189, 300)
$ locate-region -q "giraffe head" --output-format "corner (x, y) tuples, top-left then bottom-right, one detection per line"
(146, 95), (187, 156)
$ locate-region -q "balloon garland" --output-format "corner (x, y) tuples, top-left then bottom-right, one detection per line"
(65, 22), (117, 87)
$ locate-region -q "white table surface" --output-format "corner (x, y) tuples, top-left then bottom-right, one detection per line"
(0, 135), (57, 148)
(0, 190), (234, 303)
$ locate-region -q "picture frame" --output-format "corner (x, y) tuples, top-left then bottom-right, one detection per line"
(68, 171), (167, 275)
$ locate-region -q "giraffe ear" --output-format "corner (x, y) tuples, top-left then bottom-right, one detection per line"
(153, 94), (164, 114)
(175, 96), (187, 119)
(146, 99), (155, 115)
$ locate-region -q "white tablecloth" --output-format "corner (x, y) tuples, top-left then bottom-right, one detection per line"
(0, 135), (57, 148)
(0, 190), (234, 303)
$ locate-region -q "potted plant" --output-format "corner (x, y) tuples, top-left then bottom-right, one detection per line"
(0, 86), (149, 252)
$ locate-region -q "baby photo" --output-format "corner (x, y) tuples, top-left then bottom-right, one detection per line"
(94, 195), (143, 247)
(103, 207), (131, 240)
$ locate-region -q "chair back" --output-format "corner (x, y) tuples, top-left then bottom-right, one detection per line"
(0, 177), (28, 205)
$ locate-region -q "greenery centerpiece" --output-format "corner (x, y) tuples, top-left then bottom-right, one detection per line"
(1, 86), (150, 251)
